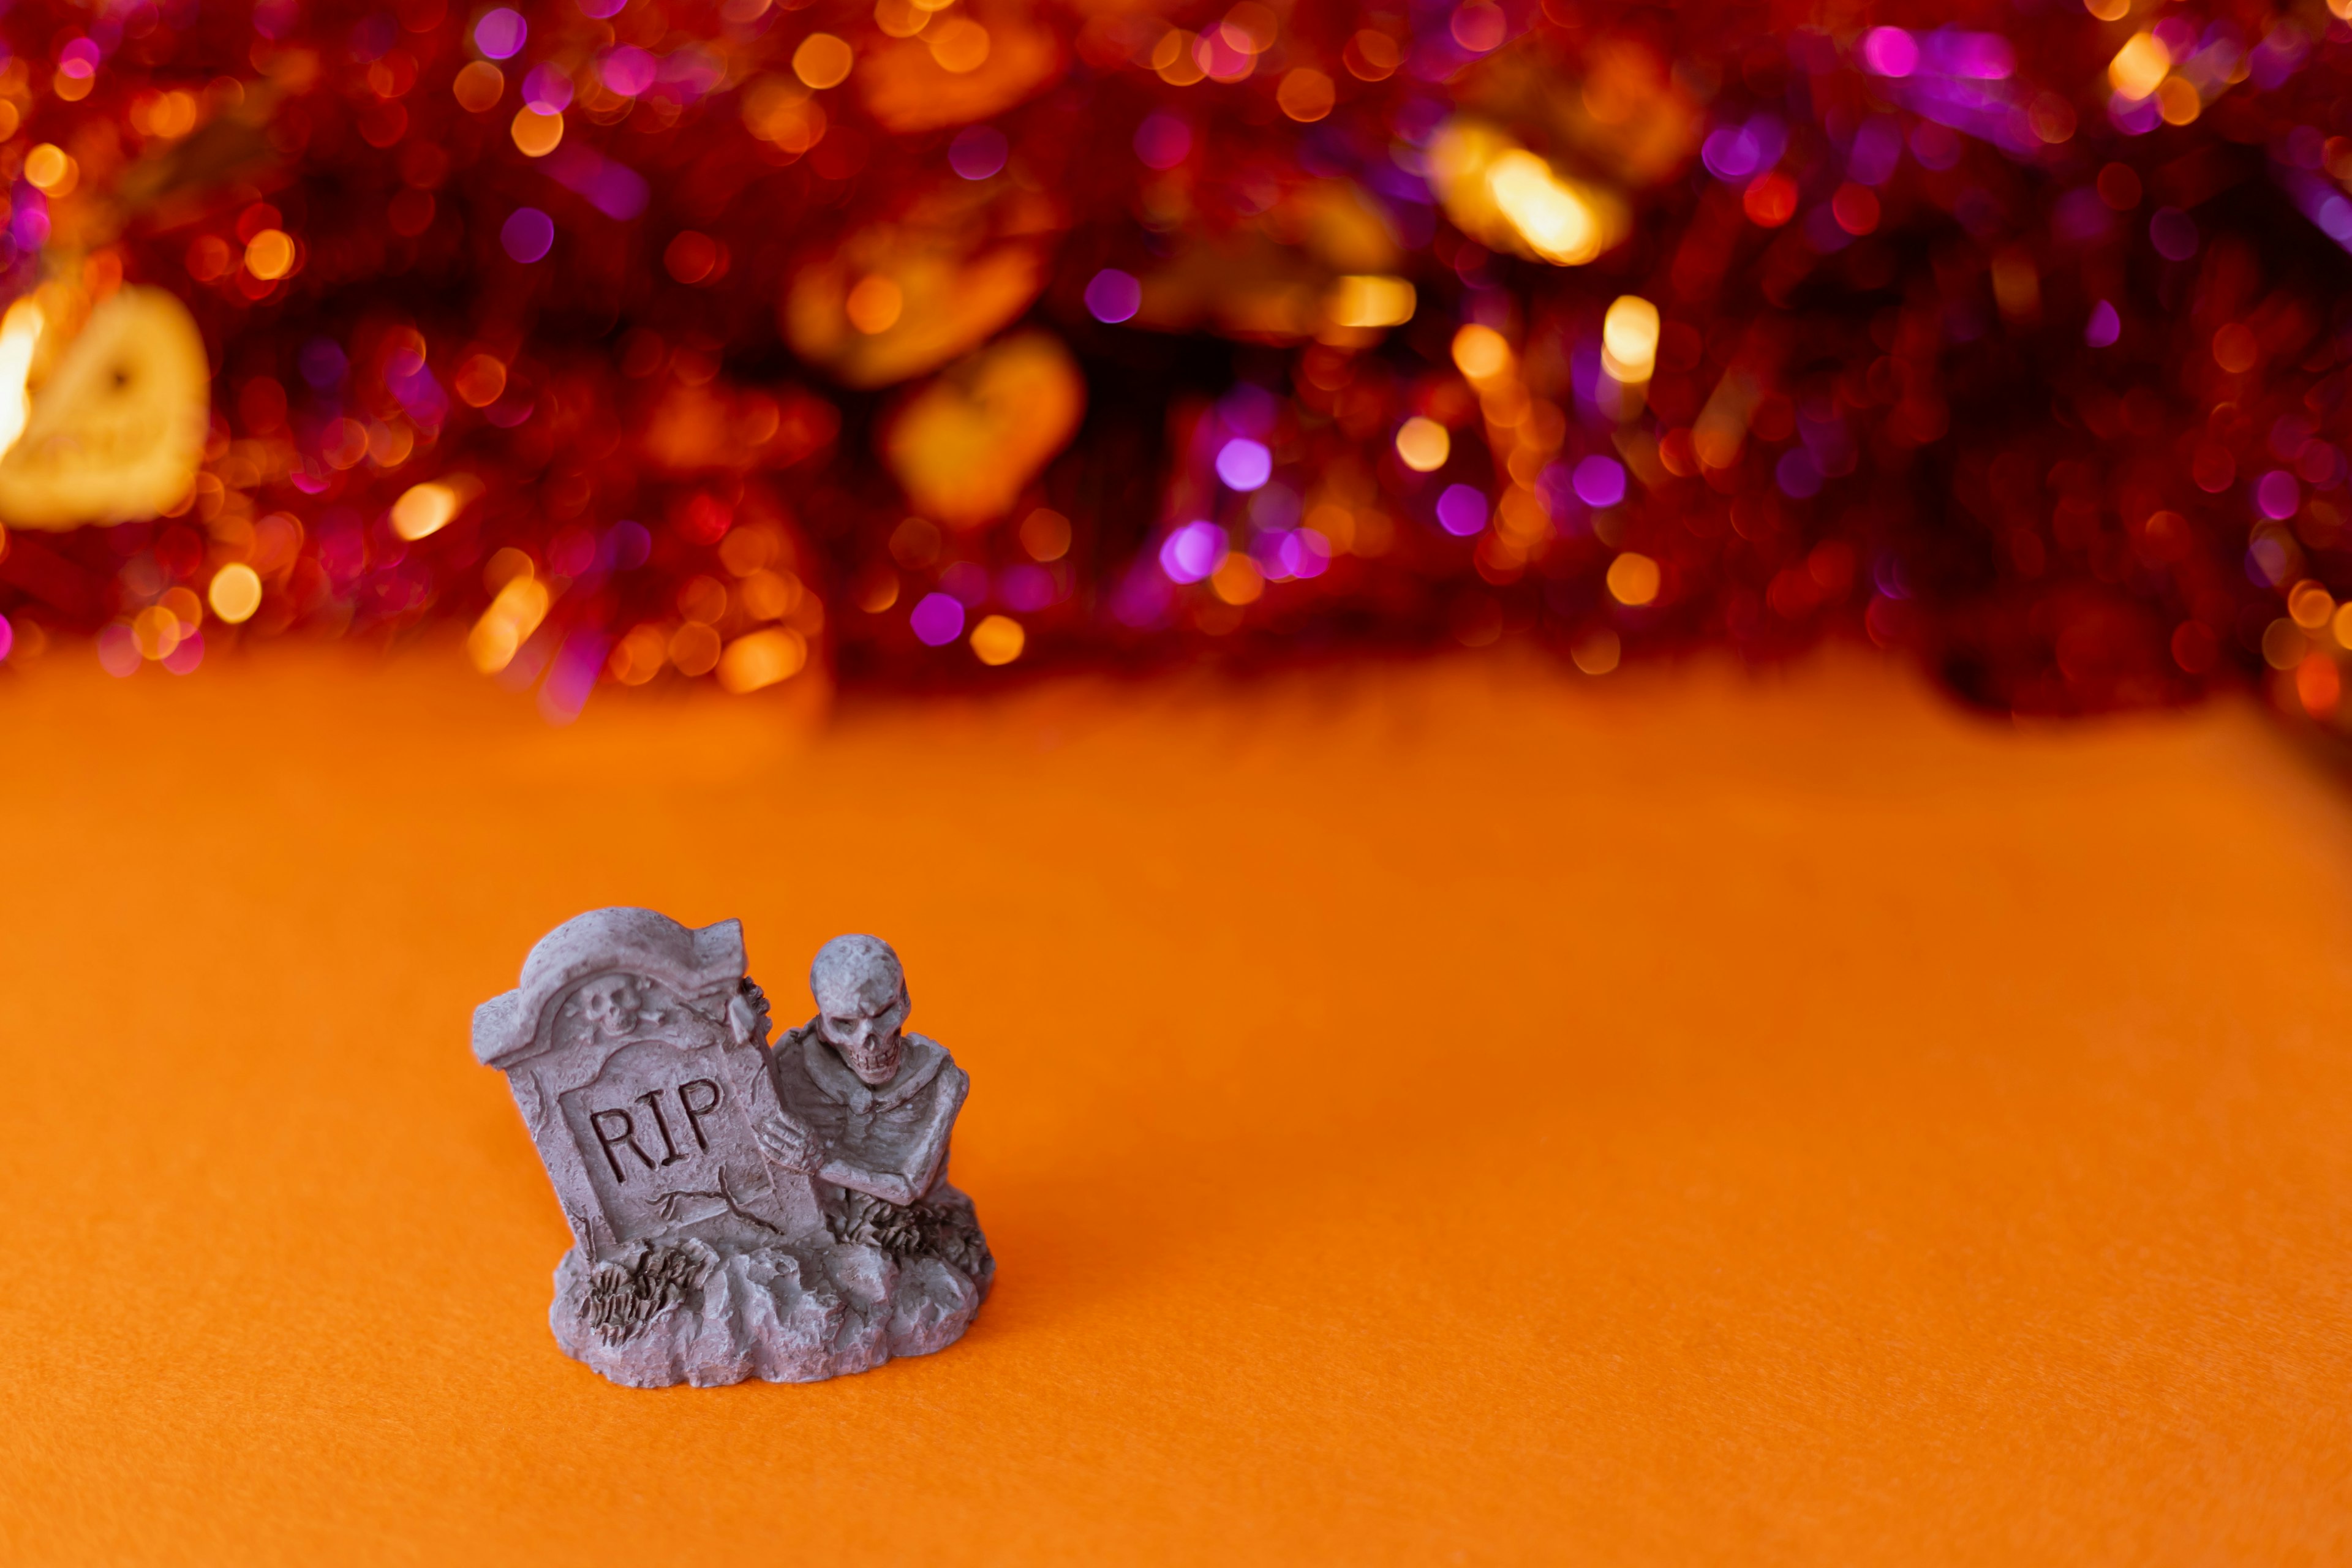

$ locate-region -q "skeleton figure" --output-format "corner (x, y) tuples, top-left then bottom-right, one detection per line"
(757, 935), (968, 1209)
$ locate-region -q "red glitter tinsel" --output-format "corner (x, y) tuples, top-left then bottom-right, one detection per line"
(0, 0), (2348, 721)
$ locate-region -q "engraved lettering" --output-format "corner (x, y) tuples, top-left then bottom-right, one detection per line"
(589, 1107), (655, 1183)
(638, 1088), (685, 1166)
(677, 1077), (722, 1153)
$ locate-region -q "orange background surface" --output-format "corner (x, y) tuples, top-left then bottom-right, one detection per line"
(1, 646), (2348, 1563)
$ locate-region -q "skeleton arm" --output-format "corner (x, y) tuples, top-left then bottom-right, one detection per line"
(818, 1064), (967, 1205)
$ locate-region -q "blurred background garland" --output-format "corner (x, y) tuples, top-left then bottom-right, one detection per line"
(0, 0), (2348, 721)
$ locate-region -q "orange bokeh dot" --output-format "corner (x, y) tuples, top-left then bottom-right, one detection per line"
(665, 232), (722, 286)
(1831, 183), (1880, 236)
(1743, 173), (1798, 228)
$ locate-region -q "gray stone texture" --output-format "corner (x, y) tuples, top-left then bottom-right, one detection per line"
(474, 910), (992, 1387)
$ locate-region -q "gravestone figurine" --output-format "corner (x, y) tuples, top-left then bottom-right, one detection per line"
(473, 910), (992, 1387)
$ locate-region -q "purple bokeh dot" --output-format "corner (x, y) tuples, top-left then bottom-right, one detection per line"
(600, 44), (657, 97)
(1571, 454), (1627, 509)
(2256, 469), (2301, 520)
(949, 126), (1008, 180)
(0, 612), (14, 662)
(910, 592), (966, 647)
(1860, 26), (1917, 77)
(2084, 300), (2120, 348)
(473, 6), (527, 59)
(1775, 448), (1823, 499)
(1158, 521), (1227, 584)
(998, 563), (1055, 611)
(1435, 484), (1488, 537)
(1134, 112), (1193, 170)
(1215, 438), (1272, 491)
(522, 62), (575, 113)
(1084, 269), (1141, 325)
(2149, 206), (2199, 262)
(502, 207), (555, 263)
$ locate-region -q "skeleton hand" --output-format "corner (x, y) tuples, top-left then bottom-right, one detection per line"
(728, 981), (772, 1047)
(754, 1109), (823, 1172)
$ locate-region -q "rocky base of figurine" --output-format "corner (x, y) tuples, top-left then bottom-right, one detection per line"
(550, 1188), (993, 1388)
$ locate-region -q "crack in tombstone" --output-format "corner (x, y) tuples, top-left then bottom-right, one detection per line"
(649, 1167), (791, 1238)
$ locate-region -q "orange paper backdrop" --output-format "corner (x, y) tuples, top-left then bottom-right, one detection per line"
(1, 647), (2347, 1562)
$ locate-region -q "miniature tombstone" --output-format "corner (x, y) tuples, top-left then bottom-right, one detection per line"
(473, 908), (992, 1387)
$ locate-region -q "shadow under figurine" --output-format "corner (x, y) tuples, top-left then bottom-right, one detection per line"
(472, 909), (993, 1387)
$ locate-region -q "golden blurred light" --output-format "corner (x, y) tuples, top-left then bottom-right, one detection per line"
(1431, 120), (1625, 265)
(2263, 619), (2307, 671)
(1345, 29), (1400, 80)
(208, 562), (263, 624)
(2331, 601), (2352, 650)
(969, 612), (1025, 665)
(1152, 29), (1207, 86)
(2108, 32), (2169, 101)
(678, 574), (731, 624)
(132, 605), (181, 661)
(794, 34), (855, 89)
(510, 107), (564, 157)
(1324, 276), (1415, 331)
(1019, 507), (1071, 560)
(737, 567), (803, 620)
(875, 0), (929, 39)
(927, 18), (990, 73)
(718, 524), (778, 576)
(853, 564), (900, 612)
(1395, 416), (1451, 472)
(845, 275), (905, 335)
(0, 298), (45, 459)
(1221, 2), (1279, 53)
(716, 627), (809, 692)
(1489, 152), (1608, 265)
(2290, 580), (2335, 630)
(2028, 92), (2078, 144)
(1570, 627), (1621, 674)
(162, 585), (203, 632)
(1277, 67), (1334, 123)
(483, 546), (535, 592)
(2155, 77), (2200, 126)
(1451, 324), (1512, 382)
(244, 229), (297, 281)
(454, 354), (507, 409)
(882, 331), (1085, 528)
(2212, 323), (2259, 374)
(1606, 551), (1660, 606)
(23, 145), (75, 195)
(1692, 370), (1760, 469)
(1600, 295), (1660, 382)
(390, 475), (482, 541)
(2084, 0), (2129, 18)
(453, 61), (505, 112)
(608, 623), (668, 685)
(134, 89), (199, 139)
(1210, 553), (1264, 605)
(742, 77), (827, 153)
(668, 620), (723, 676)
(467, 573), (550, 674)
(1989, 249), (2039, 321)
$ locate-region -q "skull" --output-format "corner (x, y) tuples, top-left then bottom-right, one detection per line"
(576, 974), (644, 1038)
(810, 934), (910, 1087)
